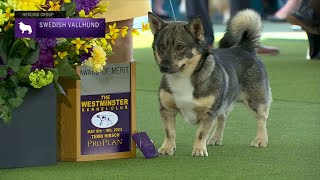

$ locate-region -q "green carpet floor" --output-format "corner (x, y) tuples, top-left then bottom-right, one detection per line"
(1, 39), (320, 179)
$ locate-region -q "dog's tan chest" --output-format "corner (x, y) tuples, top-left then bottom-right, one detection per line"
(160, 76), (216, 124)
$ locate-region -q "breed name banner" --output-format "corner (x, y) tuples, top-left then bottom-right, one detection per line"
(80, 63), (131, 155)
(15, 18), (105, 38)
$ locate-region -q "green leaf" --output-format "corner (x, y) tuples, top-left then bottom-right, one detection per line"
(17, 47), (31, 57)
(53, 81), (66, 95)
(8, 39), (23, 59)
(16, 65), (31, 83)
(46, 67), (66, 95)
(0, 65), (7, 78)
(0, 86), (10, 99)
(15, 86), (28, 98)
(65, 2), (76, 17)
(8, 97), (23, 108)
(56, 57), (80, 80)
(0, 36), (9, 63)
(22, 43), (41, 65)
(0, 96), (4, 104)
(8, 58), (22, 72)
(23, 39), (36, 50)
(67, 50), (77, 58)
(0, 105), (12, 124)
(8, 75), (19, 87)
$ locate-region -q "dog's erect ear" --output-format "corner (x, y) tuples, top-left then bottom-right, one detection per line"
(148, 12), (167, 35)
(185, 16), (204, 41)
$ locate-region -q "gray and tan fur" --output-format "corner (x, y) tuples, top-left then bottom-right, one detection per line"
(148, 9), (272, 157)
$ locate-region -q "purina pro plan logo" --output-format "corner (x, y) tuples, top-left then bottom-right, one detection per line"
(91, 111), (118, 128)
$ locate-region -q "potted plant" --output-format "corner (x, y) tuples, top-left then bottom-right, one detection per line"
(0, 0), (150, 168)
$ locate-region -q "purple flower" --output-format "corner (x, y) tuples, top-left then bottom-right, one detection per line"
(7, 69), (14, 76)
(32, 48), (55, 70)
(80, 48), (93, 62)
(31, 38), (57, 70)
(36, 38), (57, 50)
(75, 0), (99, 14)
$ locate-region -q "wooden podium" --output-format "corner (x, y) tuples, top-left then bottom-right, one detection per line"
(57, 62), (136, 161)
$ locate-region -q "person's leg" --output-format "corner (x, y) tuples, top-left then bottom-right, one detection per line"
(186, 0), (214, 46)
(310, 0), (320, 17)
(152, 0), (171, 19)
(287, 0), (320, 34)
(307, 33), (320, 59)
(273, 0), (300, 19)
(268, 0), (300, 22)
(153, 0), (168, 16)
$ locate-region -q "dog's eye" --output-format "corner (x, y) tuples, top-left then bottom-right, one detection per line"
(158, 44), (165, 51)
(177, 44), (185, 50)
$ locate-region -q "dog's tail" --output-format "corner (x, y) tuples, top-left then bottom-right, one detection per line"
(219, 9), (262, 50)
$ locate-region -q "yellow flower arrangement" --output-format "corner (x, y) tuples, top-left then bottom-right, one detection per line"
(0, 10), (5, 26)
(48, 1), (61, 11)
(131, 28), (140, 37)
(142, 22), (151, 32)
(83, 46), (107, 72)
(4, 8), (14, 21)
(120, 26), (128, 37)
(54, 51), (68, 59)
(14, 0), (46, 11)
(4, 21), (13, 31)
(0, 0), (152, 123)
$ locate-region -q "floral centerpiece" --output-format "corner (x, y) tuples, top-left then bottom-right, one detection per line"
(0, 0), (150, 124)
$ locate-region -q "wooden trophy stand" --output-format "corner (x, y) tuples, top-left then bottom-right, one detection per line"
(57, 62), (136, 161)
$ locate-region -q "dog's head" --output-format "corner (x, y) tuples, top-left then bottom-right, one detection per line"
(97, 115), (107, 120)
(148, 12), (206, 75)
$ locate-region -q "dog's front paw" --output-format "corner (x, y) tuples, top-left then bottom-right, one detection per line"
(250, 137), (268, 147)
(191, 147), (208, 157)
(158, 146), (176, 155)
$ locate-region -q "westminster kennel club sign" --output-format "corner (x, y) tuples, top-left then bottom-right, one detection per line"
(57, 62), (136, 161)
(80, 63), (132, 155)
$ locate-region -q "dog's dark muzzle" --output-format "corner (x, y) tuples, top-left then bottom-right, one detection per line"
(160, 61), (179, 74)
(160, 64), (176, 74)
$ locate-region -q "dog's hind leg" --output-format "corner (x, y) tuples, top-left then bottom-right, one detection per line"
(207, 104), (233, 146)
(250, 104), (269, 147)
(243, 98), (269, 147)
(207, 114), (226, 146)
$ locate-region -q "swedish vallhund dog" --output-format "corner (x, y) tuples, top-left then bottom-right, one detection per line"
(148, 9), (272, 157)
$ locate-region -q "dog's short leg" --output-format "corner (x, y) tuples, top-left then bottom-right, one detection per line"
(250, 105), (269, 147)
(207, 114), (225, 146)
(158, 109), (177, 155)
(192, 113), (215, 157)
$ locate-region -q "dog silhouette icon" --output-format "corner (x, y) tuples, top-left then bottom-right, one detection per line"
(19, 22), (33, 34)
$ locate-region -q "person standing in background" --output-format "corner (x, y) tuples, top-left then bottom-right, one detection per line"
(267, 0), (301, 22)
(152, 0), (172, 20)
(185, 0), (214, 48)
(287, 0), (320, 59)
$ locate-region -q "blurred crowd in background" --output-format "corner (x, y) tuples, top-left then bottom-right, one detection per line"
(150, 0), (319, 60)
